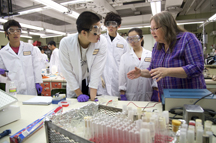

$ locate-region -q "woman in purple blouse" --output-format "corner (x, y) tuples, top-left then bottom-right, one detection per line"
(127, 11), (206, 98)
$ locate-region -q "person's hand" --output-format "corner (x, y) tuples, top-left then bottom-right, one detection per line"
(127, 67), (141, 79)
(0, 68), (8, 75)
(77, 94), (89, 102)
(35, 83), (42, 94)
(149, 67), (169, 82)
(120, 94), (127, 101)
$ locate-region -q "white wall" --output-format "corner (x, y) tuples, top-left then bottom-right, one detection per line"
(0, 32), (30, 49)
(143, 34), (155, 51)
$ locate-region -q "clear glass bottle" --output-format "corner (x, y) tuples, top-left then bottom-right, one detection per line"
(9, 81), (17, 98)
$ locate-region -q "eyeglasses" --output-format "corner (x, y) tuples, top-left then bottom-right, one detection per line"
(105, 21), (118, 27)
(7, 28), (22, 34)
(89, 25), (102, 36)
(48, 45), (51, 48)
(126, 35), (141, 43)
(150, 26), (161, 32)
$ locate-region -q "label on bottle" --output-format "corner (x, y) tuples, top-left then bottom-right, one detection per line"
(9, 88), (17, 92)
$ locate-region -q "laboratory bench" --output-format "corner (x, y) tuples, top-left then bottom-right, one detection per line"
(41, 75), (66, 96)
(40, 75), (216, 96)
(0, 95), (164, 143)
(205, 79), (216, 88)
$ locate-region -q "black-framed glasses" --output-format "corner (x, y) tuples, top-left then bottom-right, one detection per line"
(7, 28), (22, 34)
(150, 26), (162, 32)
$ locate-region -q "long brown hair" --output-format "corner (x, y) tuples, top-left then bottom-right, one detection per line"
(150, 11), (186, 52)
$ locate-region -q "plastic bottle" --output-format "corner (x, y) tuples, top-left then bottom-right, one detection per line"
(9, 81), (17, 98)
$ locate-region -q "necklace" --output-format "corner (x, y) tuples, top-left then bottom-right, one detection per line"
(79, 41), (87, 66)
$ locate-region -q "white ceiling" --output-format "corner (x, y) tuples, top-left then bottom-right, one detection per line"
(0, 0), (216, 37)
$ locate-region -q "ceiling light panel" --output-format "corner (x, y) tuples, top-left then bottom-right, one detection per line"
(60, 0), (93, 5)
(40, 34), (63, 38)
(46, 29), (66, 35)
(150, 1), (161, 16)
(19, 8), (43, 15)
(20, 35), (32, 38)
(209, 13), (216, 21)
(20, 23), (44, 31)
(33, 0), (80, 19)
(34, 0), (68, 13)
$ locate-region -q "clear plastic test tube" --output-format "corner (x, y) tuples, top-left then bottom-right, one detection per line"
(134, 131), (140, 143)
(140, 128), (151, 143)
(149, 122), (155, 138)
(109, 125), (114, 143)
(94, 122), (99, 142)
(136, 119), (142, 131)
(181, 123), (188, 130)
(206, 131), (213, 143)
(158, 117), (166, 130)
(128, 110), (134, 121)
(179, 131), (186, 143)
(122, 105), (127, 114)
(122, 127), (130, 143)
(187, 130), (194, 143)
(196, 128), (203, 143)
(142, 122), (149, 129)
(162, 111), (169, 125)
(129, 129), (134, 143)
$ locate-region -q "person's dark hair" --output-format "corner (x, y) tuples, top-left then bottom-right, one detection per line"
(128, 28), (144, 46)
(76, 11), (100, 33)
(38, 46), (43, 51)
(3, 19), (21, 40)
(48, 41), (56, 47)
(150, 11), (186, 52)
(104, 12), (122, 26)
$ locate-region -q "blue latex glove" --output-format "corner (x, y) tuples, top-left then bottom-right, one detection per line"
(120, 94), (127, 101)
(0, 129), (11, 139)
(151, 90), (159, 102)
(0, 68), (6, 74)
(94, 99), (98, 102)
(35, 83), (42, 94)
(77, 94), (89, 102)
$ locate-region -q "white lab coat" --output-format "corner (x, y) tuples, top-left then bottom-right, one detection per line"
(97, 32), (129, 97)
(41, 53), (49, 69)
(119, 47), (158, 101)
(59, 33), (107, 98)
(34, 46), (43, 72)
(0, 41), (43, 95)
(50, 48), (59, 73)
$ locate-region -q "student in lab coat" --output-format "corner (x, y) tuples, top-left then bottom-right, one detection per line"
(39, 46), (49, 69)
(48, 41), (59, 73)
(59, 11), (107, 102)
(0, 20), (42, 95)
(33, 46), (43, 72)
(97, 12), (129, 99)
(119, 28), (158, 101)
